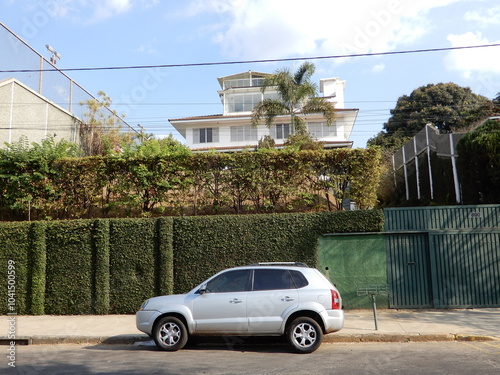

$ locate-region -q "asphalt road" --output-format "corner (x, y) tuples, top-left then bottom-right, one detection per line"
(3, 341), (500, 375)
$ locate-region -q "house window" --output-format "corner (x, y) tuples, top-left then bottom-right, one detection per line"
(194, 128), (219, 144)
(273, 123), (291, 140)
(308, 122), (336, 138)
(226, 93), (262, 113)
(263, 92), (279, 101)
(230, 126), (258, 142)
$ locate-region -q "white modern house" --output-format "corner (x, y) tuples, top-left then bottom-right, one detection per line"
(169, 71), (358, 152)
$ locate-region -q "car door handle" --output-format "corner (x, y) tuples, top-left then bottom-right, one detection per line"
(281, 297), (294, 302)
(229, 298), (243, 304)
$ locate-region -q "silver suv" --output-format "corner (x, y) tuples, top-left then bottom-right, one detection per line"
(136, 262), (343, 353)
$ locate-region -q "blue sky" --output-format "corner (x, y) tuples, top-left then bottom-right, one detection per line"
(1, 0), (499, 148)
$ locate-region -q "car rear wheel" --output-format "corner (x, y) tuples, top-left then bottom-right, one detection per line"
(153, 316), (188, 351)
(287, 317), (323, 353)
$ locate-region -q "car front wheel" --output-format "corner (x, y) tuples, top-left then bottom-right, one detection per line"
(153, 316), (188, 351)
(287, 317), (323, 353)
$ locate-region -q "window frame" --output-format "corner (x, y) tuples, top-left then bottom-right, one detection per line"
(203, 269), (252, 293)
(252, 269), (299, 291)
(194, 127), (219, 144)
(273, 123), (291, 140)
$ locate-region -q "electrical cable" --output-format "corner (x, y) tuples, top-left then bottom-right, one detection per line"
(1, 44), (499, 73)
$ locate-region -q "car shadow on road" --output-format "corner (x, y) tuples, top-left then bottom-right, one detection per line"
(86, 336), (295, 354)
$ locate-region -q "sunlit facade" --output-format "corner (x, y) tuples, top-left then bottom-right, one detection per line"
(169, 71), (358, 151)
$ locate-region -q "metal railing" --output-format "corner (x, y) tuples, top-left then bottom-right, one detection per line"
(0, 22), (135, 133)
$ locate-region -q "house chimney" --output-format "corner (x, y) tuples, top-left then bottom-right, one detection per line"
(320, 78), (346, 109)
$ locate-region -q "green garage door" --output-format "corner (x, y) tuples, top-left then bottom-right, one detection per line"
(386, 233), (433, 308)
(430, 232), (500, 308)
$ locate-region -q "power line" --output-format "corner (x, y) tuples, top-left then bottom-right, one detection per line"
(1, 44), (500, 73)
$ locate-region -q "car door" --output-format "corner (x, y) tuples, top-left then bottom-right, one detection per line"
(247, 269), (299, 333)
(192, 269), (250, 333)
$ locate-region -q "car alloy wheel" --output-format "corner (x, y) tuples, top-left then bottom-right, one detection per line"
(153, 316), (188, 351)
(287, 317), (323, 353)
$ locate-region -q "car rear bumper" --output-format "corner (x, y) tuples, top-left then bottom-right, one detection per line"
(323, 309), (344, 333)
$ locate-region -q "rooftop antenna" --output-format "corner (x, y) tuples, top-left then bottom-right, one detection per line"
(45, 44), (61, 65)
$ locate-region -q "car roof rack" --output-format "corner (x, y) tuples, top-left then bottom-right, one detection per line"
(248, 262), (309, 267)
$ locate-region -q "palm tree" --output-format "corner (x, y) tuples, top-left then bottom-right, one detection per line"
(251, 62), (335, 136)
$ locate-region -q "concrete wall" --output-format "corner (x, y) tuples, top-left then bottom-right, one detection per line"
(0, 79), (80, 146)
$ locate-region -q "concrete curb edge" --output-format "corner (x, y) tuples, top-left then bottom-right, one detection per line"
(1, 333), (498, 346)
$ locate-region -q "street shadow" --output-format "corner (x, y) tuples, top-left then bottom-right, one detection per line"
(86, 336), (295, 354)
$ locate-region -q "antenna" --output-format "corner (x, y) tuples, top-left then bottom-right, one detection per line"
(45, 44), (61, 65)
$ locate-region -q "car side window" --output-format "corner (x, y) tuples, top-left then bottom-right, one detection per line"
(205, 270), (250, 293)
(252, 269), (295, 291)
(289, 270), (309, 288)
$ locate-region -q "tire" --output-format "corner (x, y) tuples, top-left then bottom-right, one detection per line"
(153, 316), (188, 351)
(287, 317), (323, 353)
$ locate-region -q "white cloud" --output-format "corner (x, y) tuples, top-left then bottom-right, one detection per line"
(37, 0), (159, 24)
(445, 32), (500, 78)
(183, 0), (464, 59)
(133, 39), (159, 55)
(465, 4), (500, 26)
(371, 63), (386, 73)
(92, 0), (133, 21)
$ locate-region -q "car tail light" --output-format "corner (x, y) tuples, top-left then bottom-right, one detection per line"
(331, 289), (340, 309)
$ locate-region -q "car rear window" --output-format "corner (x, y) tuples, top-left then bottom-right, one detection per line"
(289, 270), (309, 288)
(252, 269), (308, 290)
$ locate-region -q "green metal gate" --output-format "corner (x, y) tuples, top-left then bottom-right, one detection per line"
(430, 231), (500, 308)
(384, 205), (500, 309)
(386, 232), (433, 308)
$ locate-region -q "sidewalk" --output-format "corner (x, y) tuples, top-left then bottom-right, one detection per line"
(2, 309), (500, 345)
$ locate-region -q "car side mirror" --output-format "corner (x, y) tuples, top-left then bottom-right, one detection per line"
(199, 284), (208, 295)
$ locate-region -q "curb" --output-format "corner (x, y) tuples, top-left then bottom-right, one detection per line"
(0, 334), (150, 346)
(323, 333), (499, 343)
(2, 333), (498, 346)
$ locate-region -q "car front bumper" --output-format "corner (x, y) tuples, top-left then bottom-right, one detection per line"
(136, 310), (162, 336)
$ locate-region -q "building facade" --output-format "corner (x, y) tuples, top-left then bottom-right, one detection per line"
(169, 71), (358, 151)
(0, 78), (81, 146)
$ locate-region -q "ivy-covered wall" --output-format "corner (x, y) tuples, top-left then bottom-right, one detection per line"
(0, 210), (383, 314)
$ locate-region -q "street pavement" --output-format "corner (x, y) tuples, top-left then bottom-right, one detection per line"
(2, 308), (500, 345)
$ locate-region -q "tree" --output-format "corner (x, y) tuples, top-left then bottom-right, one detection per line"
(80, 91), (137, 156)
(284, 133), (324, 151)
(493, 92), (500, 115)
(0, 136), (81, 220)
(457, 119), (500, 204)
(251, 62), (335, 136)
(369, 83), (493, 149)
(256, 135), (276, 149)
(121, 134), (190, 158)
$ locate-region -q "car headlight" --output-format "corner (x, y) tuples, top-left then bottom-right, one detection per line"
(139, 299), (150, 311)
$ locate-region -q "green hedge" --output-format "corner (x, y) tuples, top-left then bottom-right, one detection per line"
(109, 219), (157, 314)
(45, 220), (94, 314)
(0, 210), (383, 314)
(29, 221), (46, 314)
(173, 210), (383, 293)
(0, 222), (31, 314)
(0, 149), (382, 220)
(93, 219), (110, 315)
(155, 217), (175, 296)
